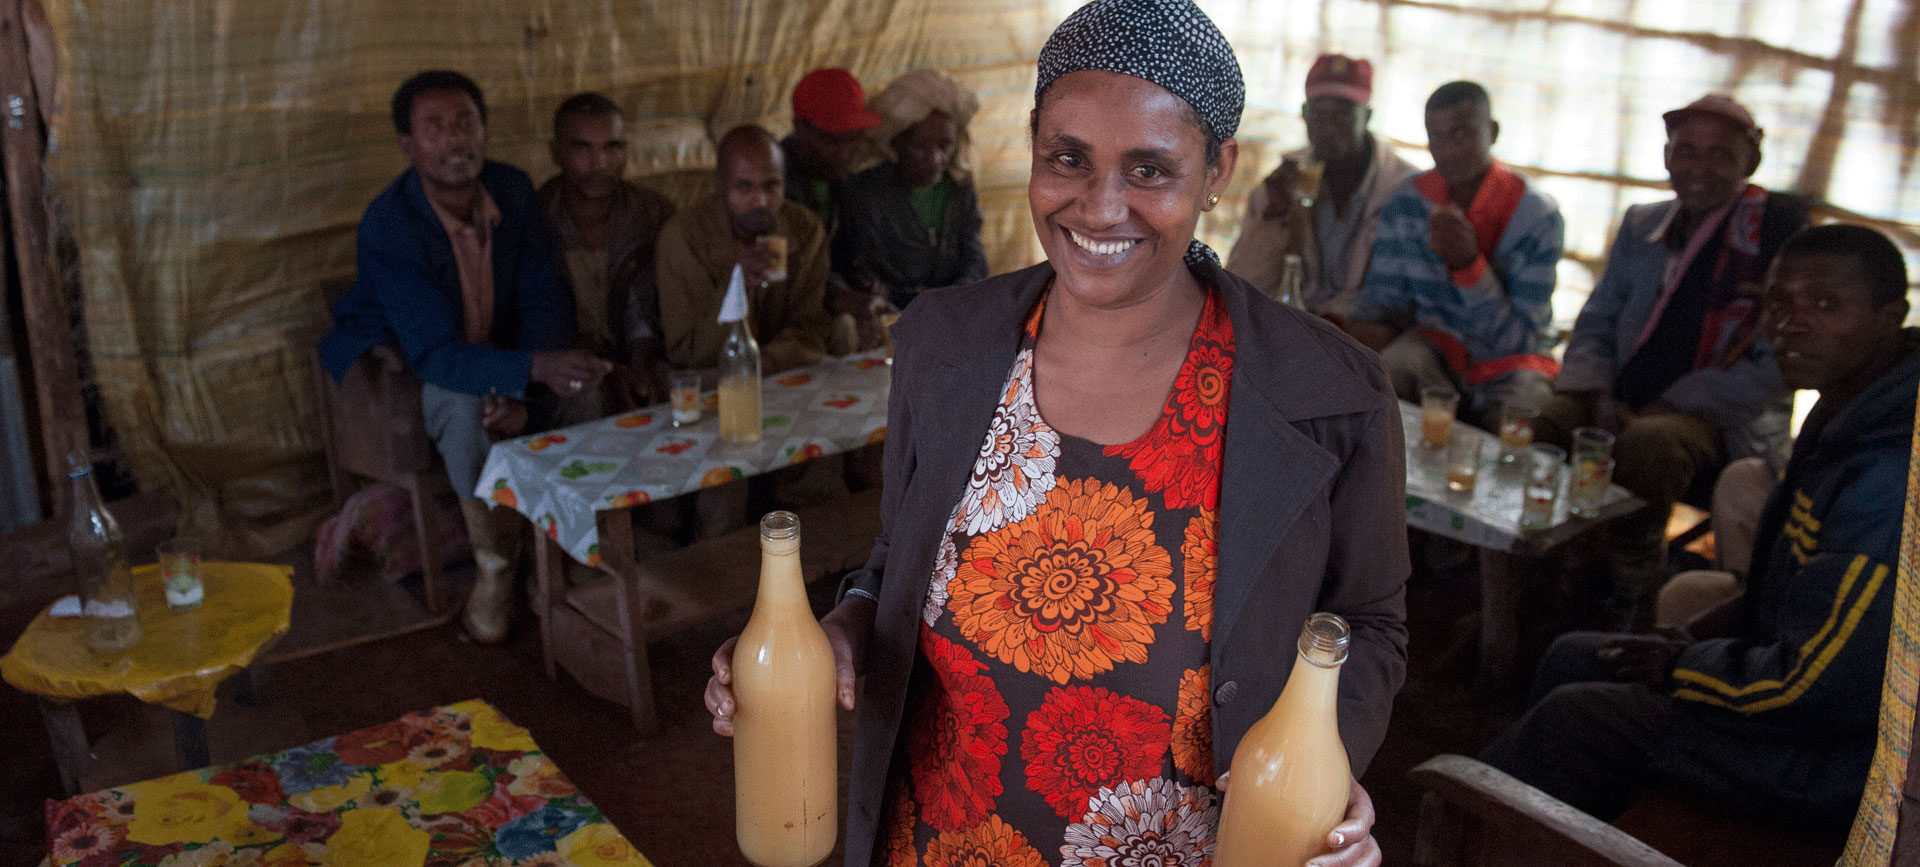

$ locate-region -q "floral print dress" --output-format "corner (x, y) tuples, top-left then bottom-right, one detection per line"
(882, 286), (1233, 867)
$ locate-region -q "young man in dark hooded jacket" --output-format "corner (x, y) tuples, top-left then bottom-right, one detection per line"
(1482, 223), (1917, 830)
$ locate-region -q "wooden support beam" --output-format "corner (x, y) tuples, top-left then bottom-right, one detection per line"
(1, 0), (85, 514)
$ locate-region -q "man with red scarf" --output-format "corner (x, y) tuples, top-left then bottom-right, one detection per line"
(1539, 94), (1807, 625)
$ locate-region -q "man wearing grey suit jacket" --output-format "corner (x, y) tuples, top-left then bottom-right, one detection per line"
(1536, 94), (1806, 625)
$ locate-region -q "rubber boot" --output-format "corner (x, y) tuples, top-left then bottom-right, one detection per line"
(459, 498), (516, 643)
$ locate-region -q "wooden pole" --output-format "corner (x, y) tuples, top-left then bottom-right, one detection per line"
(1, 0), (84, 514)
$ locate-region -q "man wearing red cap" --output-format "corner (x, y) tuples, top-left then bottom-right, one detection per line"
(784, 67), (884, 235)
(1540, 93), (1807, 624)
(1227, 54), (1415, 321)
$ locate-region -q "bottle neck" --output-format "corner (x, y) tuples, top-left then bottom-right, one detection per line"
(1267, 647), (1343, 726)
(756, 535), (806, 609)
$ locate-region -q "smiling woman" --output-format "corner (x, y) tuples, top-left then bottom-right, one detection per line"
(705, 2), (1410, 865)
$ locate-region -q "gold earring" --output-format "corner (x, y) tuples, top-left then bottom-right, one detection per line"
(1206, 194), (1220, 209)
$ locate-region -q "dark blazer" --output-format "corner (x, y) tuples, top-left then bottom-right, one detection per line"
(839, 258), (1410, 865)
(319, 161), (574, 397)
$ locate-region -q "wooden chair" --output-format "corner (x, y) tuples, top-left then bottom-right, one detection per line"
(311, 342), (449, 614)
(1408, 755), (1685, 867)
(538, 486), (883, 732)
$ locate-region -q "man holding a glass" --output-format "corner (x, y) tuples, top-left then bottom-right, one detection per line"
(1225, 54), (1415, 322)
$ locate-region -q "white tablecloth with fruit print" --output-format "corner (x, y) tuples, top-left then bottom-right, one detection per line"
(475, 351), (892, 566)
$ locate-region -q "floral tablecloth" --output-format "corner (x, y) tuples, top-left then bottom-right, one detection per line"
(476, 351), (892, 566)
(43, 699), (651, 867)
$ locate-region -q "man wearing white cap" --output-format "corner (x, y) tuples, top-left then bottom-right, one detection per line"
(1226, 54), (1415, 322)
(1539, 93), (1808, 625)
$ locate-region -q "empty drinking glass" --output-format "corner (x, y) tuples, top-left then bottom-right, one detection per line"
(1446, 430), (1482, 494)
(1569, 455), (1616, 518)
(1520, 444), (1566, 529)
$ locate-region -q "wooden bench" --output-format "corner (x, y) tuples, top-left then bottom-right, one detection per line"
(540, 487), (883, 727)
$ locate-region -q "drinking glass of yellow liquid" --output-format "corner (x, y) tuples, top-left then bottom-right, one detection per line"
(1498, 403), (1537, 462)
(1420, 387), (1457, 448)
(670, 371), (703, 427)
(1293, 158), (1325, 208)
(1569, 455), (1615, 518)
(1445, 430), (1481, 493)
(1519, 444), (1566, 530)
(759, 235), (788, 283)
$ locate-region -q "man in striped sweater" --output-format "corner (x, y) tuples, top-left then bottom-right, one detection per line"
(1349, 81), (1563, 426)
(1481, 224), (1916, 830)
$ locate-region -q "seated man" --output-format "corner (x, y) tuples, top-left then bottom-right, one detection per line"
(1543, 94), (1806, 621)
(832, 69), (988, 323)
(1226, 53), (1416, 320)
(656, 124), (831, 373)
(783, 68), (882, 235)
(318, 70), (608, 643)
(1481, 224), (1917, 831)
(539, 91), (678, 422)
(1350, 81), (1563, 426)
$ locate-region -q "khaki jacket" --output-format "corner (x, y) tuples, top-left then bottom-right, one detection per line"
(655, 194), (830, 372)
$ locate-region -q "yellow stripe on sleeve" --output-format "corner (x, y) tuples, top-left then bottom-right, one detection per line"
(1672, 555), (1870, 699)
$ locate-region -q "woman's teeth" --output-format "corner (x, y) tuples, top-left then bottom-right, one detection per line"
(1069, 229), (1136, 257)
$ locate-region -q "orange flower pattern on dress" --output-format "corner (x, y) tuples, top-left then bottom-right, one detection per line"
(957, 349), (1059, 536)
(948, 477), (1175, 683)
(1172, 666), (1216, 786)
(897, 286), (1229, 860)
(924, 815), (1048, 867)
(1182, 510), (1217, 641)
(1104, 291), (1233, 511)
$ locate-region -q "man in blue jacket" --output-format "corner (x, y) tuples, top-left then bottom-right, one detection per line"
(318, 70), (608, 642)
(1541, 94), (1806, 625)
(1482, 224), (1916, 829)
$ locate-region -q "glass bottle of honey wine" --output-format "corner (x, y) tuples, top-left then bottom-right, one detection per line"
(733, 511), (836, 867)
(1214, 612), (1351, 867)
(718, 266), (763, 445)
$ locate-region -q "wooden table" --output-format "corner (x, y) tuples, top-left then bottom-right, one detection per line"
(1396, 402), (1645, 691)
(2, 562), (291, 794)
(41, 699), (652, 866)
(476, 351), (891, 732)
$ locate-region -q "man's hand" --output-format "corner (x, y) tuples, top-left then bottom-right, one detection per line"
(1596, 635), (1687, 687)
(530, 349), (611, 397)
(1260, 160), (1303, 221)
(481, 396), (528, 437)
(1428, 205), (1480, 272)
(607, 363), (659, 411)
(1594, 393), (1638, 435)
(737, 240), (780, 288)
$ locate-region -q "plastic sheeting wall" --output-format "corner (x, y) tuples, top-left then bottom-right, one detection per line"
(41, 0), (1920, 557)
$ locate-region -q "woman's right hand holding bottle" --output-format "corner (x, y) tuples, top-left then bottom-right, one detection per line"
(706, 595), (876, 736)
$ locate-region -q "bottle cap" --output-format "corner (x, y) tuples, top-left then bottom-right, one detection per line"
(718, 265), (748, 324)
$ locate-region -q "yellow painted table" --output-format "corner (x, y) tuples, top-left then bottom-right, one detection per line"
(1, 562), (293, 794)
(41, 700), (652, 867)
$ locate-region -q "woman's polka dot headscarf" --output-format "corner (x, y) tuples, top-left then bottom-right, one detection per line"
(1035, 0), (1244, 141)
(1035, 0), (1245, 267)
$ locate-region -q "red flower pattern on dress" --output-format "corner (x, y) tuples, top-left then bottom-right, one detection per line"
(948, 477), (1175, 683)
(882, 787), (919, 867)
(1182, 509), (1218, 641)
(909, 632), (1011, 832)
(1172, 666), (1216, 786)
(923, 814), (1048, 867)
(1105, 292), (1233, 511)
(1021, 685), (1172, 819)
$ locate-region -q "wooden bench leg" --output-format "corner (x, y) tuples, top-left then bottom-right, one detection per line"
(1478, 549), (1522, 696)
(599, 511), (660, 735)
(535, 530), (561, 682)
(39, 699), (87, 796)
(406, 473), (447, 614)
(173, 712), (210, 770)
